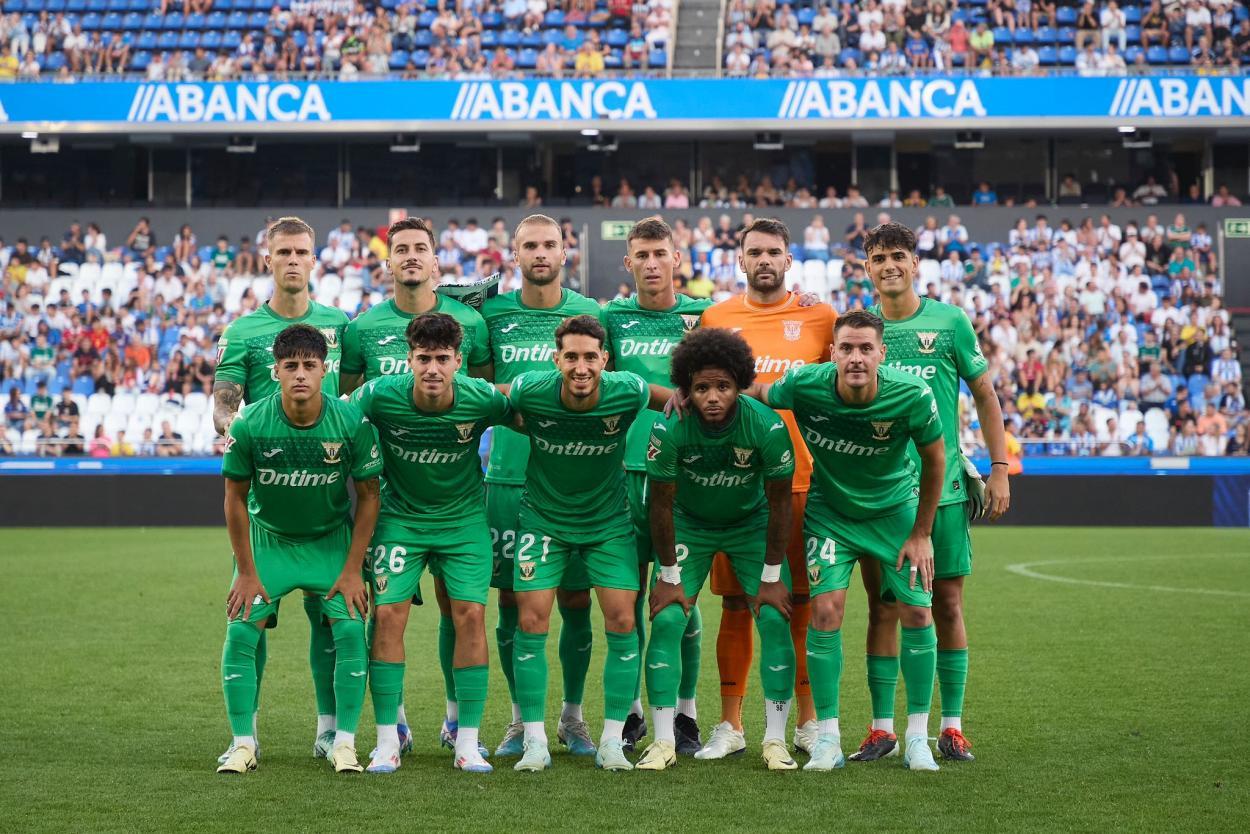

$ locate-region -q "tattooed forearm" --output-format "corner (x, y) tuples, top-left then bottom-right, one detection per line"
(212, 380), (244, 436)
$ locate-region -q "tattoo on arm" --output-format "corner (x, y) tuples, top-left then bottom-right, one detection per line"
(212, 380), (243, 436)
(357, 477), (381, 498)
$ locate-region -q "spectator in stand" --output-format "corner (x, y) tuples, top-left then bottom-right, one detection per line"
(1184, 0), (1212, 52)
(1075, 1), (1100, 51)
(1211, 185), (1242, 207)
(973, 181), (998, 206)
(1100, 0), (1128, 52)
(1141, 1), (1168, 47)
(664, 179), (690, 209)
(612, 179), (638, 208)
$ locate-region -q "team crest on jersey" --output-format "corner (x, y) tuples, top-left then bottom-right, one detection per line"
(681, 314), (699, 331)
(732, 447), (754, 468)
(870, 421), (894, 441)
(602, 415), (622, 436)
(374, 574), (389, 594)
(917, 332), (938, 354)
(455, 422), (476, 443)
(782, 320), (803, 341)
(519, 561), (536, 581)
(319, 328), (340, 350)
(321, 442), (344, 464)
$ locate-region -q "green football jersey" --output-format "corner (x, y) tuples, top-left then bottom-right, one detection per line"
(341, 296), (491, 380)
(766, 363), (943, 521)
(646, 395), (794, 525)
(600, 293), (711, 471)
(870, 298), (988, 506)
(509, 369), (649, 536)
(215, 301), (349, 403)
(222, 392), (382, 540)
(350, 373), (512, 526)
(481, 288), (602, 485)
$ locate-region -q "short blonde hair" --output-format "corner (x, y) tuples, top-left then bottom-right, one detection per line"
(266, 216), (316, 244)
(512, 213), (561, 244)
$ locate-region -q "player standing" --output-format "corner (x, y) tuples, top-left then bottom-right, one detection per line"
(747, 310), (946, 772)
(481, 215), (602, 757)
(339, 217), (491, 756)
(350, 313), (513, 774)
(506, 314), (672, 772)
(636, 328), (799, 772)
(853, 222), (1010, 763)
(696, 218), (834, 758)
(216, 324), (382, 774)
(599, 217), (711, 753)
(212, 217), (350, 762)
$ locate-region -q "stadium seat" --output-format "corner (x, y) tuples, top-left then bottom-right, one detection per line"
(521, 30), (542, 48)
(81, 11), (100, 29)
(1056, 7), (1077, 26)
(1123, 6), (1140, 24)
(206, 10), (226, 28)
(86, 393), (112, 417)
(543, 9), (564, 27)
(185, 11), (205, 29)
(480, 11), (502, 28)
(1037, 45), (1058, 65)
(246, 10), (265, 28)
(1167, 45), (1189, 64)
(541, 29), (562, 46)
(481, 29), (498, 47)
(409, 49), (428, 68)
(130, 50), (150, 70)
(1125, 45), (1143, 64)
(1034, 26), (1056, 44)
(161, 11), (182, 29)
(992, 27), (1010, 43)
(223, 30), (241, 48)
(1125, 25), (1141, 43)
(1013, 29), (1033, 45)
(177, 31), (200, 50)
(416, 10), (434, 27)
(136, 29), (156, 49)
(516, 48), (537, 68)
(1058, 45), (1076, 64)
(1057, 27), (1075, 45)
(500, 29), (520, 48)
(67, 0), (88, 11)
(414, 29), (433, 47)
(389, 49), (408, 69)
(205, 30), (225, 49)
(1146, 45), (1168, 64)
(120, 10), (140, 28)
(156, 30), (177, 49)
(184, 392), (209, 415)
(606, 28), (627, 48)
(648, 48), (667, 68)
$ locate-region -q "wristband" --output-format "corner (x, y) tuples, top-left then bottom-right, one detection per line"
(990, 461), (1009, 467)
(659, 564), (682, 585)
(760, 563), (781, 583)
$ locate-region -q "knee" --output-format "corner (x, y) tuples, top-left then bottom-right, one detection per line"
(517, 606), (550, 634)
(651, 605), (687, 639)
(900, 605), (932, 629)
(754, 605), (788, 638)
(331, 616), (366, 646)
(932, 592), (963, 631)
(867, 596), (900, 629)
(604, 609), (635, 634)
(810, 596), (844, 631)
(452, 604), (485, 634)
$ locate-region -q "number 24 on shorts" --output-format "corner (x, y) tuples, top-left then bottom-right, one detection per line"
(805, 536), (836, 584)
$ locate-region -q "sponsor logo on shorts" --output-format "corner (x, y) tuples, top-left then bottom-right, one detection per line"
(456, 422), (476, 443)
(732, 447), (754, 468)
(782, 320), (803, 341)
(917, 331), (938, 354)
(602, 414), (622, 435)
(519, 561), (536, 581)
(871, 421), (894, 441)
(321, 441), (344, 464)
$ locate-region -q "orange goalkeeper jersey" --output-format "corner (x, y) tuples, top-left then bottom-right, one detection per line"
(702, 292), (836, 493)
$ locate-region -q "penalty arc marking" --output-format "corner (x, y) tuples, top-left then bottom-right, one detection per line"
(1005, 554), (1250, 599)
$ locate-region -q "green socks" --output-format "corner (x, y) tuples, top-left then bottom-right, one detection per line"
(806, 627), (843, 721)
(496, 603), (519, 703)
(221, 621), (261, 736)
(453, 664), (488, 731)
(369, 660), (405, 726)
(254, 629), (267, 714)
(558, 604), (592, 706)
(755, 605), (796, 702)
(643, 604), (686, 708)
(867, 654), (900, 720)
(900, 625), (938, 717)
(632, 589), (647, 701)
(303, 596), (336, 716)
(678, 604), (702, 701)
(604, 630), (640, 722)
(438, 615), (457, 703)
(330, 618), (367, 735)
(513, 630), (549, 724)
(937, 647), (969, 718)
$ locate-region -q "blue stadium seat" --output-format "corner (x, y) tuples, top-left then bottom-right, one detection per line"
(136, 29), (155, 49)
(226, 10), (246, 28)
(67, 0), (87, 12)
(47, 0), (66, 11)
(481, 29), (498, 47)
(480, 11), (501, 28)
(177, 30), (199, 49)
(521, 30), (542, 48)
(1034, 26), (1056, 44)
(120, 11), (140, 28)
(605, 28), (627, 47)
(86, 0), (106, 10)
(291, 29), (305, 47)
(72, 377), (95, 396)
(1125, 45), (1143, 64)
(141, 11), (159, 28)
(1037, 45), (1057, 65)
(604, 51), (622, 69)
(156, 30), (177, 49)
(81, 12), (100, 29)
(951, 9), (968, 24)
(247, 11), (265, 28)
(992, 27), (1011, 43)
(106, 0), (126, 10)
(185, 11), (205, 29)
(796, 8), (815, 26)
(1056, 7), (1077, 26)
(416, 10), (434, 27)
(206, 10), (226, 28)
(1058, 45), (1076, 64)
(46, 51), (67, 70)
(1167, 45), (1189, 63)
(101, 11), (121, 29)
(1057, 27), (1075, 45)
(516, 48), (537, 68)
(541, 29), (562, 45)
(410, 48), (427, 68)
(413, 29), (432, 47)
(543, 9), (564, 27)
(201, 30), (221, 49)
(840, 47), (861, 67)
(1013, 29), (1033, 45)
(222, 30), (241, 48)
(1123, 6), (1140, 24)
(161, 11), (183, 28)
(1125, 25), (1140, 43)
(388, 48), (407, 68)
(130, 50), (150, 70)
(126, 0), (147, 9)
(500, 29), (520, 47)
(1237, 3), (1249, 22)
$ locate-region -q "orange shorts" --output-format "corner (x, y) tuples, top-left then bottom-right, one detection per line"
(710, 491), (809, 597)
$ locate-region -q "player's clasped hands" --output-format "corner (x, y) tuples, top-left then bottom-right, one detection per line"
(896, 532), (935, 594)
(226, 572), (269, 621)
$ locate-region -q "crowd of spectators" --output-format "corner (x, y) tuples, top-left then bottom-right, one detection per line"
(1, 200), (1244, 457)
(0, 0), (674, 81)
(726, 0), (1250, 77)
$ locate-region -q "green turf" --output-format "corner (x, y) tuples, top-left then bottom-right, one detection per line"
(2, 527), (1247, 832)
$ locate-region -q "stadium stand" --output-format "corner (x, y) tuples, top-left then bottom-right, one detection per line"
(0, 0), (677, 79)
(723, 0), (1250, 75)
(0, 207), (1245, 458)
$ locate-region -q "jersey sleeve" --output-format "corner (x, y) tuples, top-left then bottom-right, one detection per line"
(598, 307), (615, 358)
(909, 384), (944, 447)
(759, 411), (796, 481)
(465, 310), (491, 368)
(764, 366), (800, 411)
(506, 372), (529, 415)
(631, 372), (649, 412)
(214, 323), (248, 385)
(645, 418), (678, 483)
(349, 414), (383, 481)
(953, 309), (989, 382)
(220, 416), (253, 480)
(347, 377), (376, 417)
(486, 380), (514, 426)
(340, 318), (365, 375)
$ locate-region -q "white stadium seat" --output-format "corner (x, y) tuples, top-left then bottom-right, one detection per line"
(176, 412), (200, 438)
(103, 412), (129, 434)
(250, 278), (273, 302)
(19, 430), (39, 455)
(78, 262), (102, 285)
(134, 393), (160, 417)
(101, 263), (124, 284)
(1144, 409), (1170, 451)
(58, 262), (79, 279)
(184, 392), (209, 415)
(47, 277), (73, 300)
(315, 273), (343, 306)
(86, 393), (113, 416)
(111, 392), (137, 416)
(338, 290), (362, 314)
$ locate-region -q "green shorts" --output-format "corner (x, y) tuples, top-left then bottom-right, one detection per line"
(367, 517), (492, 606)
(659, 518), (790, 598)
(933, 502), (973, 580)
(514, 504), (638, 592)
(230, 523), (355, 624)
(627, 470), (652, 565)
(490, 483), (591, 592)
(802, 506), (931, 608)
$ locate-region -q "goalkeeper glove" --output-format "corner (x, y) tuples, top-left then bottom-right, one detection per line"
(961, 454), (986, 523)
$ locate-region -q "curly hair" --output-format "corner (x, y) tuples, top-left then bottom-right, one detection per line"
(864, 222), (917, 256)
(272, 324), (327, 361)
(670, 328), (756, 391)
(406, 312), (464, 352)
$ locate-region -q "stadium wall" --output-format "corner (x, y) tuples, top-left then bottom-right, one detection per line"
(1, 206), (1247, 305)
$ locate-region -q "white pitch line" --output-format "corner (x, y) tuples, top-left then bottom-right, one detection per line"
(1005, 556), (1250, 598)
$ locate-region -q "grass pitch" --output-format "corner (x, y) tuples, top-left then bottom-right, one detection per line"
(2, 527), (1247, 833)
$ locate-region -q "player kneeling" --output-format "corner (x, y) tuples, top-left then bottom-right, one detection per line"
(350, 313), (515, 774)
(217, 324), (382, 774)
(636, 328), (799, 772)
